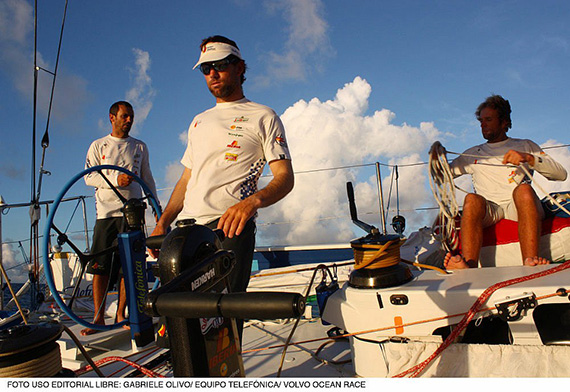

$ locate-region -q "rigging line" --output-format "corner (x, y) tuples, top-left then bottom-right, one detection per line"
(36, 0), (69, 202)
(4, 262), (30, 273)
(0, 195), (93, 211)
(264, 159), (429, 178)
(543, 144), (570, 150)
(256, 207), (438, 227)
(291, 162), (376, 175)
(384, 166), (395, 223)
(63, 198), (82, 234)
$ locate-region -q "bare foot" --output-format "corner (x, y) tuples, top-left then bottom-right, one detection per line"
(116, 314), (130, 330)
(444, 252), (470, 270)
(80, 327), (101, 336)
(523, 257), (551, 266)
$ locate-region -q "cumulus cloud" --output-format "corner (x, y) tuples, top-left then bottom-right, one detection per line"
(255, 0), (333, 86)
(2, 242), (28, 283)
(97, 48), (156, 135)
(256, 77), (442, 246)
(126, 48), (156, 135)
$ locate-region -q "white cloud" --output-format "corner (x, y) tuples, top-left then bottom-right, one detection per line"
(2, 242), (28, 283)
(0, 0), (32, 44)
(255, 0), (332, 86)
(126, 48), (156, 135)
(257, 76), (442, 246)
(178, 129), (188, 145)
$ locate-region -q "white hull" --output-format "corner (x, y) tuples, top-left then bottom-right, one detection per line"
(323, 263), (570, 377)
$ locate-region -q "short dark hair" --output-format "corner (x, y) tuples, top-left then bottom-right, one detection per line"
(200, 35), (247, 84)
(475, 95), (512, 130)
(109, 101), (133, 116)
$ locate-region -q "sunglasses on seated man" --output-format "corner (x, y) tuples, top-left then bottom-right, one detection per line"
(199, 56), (241, 75)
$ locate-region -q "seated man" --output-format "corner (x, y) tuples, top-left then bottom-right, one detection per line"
(443, 95), (567, 269)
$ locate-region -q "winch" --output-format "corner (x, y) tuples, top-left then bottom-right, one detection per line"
(0, 323), (72, 377)
(346, 182), (412, 289)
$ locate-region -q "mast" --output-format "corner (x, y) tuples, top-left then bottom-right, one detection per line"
(30, 0), (39, 292)
(27, 0), (70, 305)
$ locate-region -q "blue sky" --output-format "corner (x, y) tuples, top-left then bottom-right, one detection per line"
(2, 0), (570, 279)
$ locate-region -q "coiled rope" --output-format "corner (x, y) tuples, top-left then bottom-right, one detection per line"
(0, 343), (62, 377)
(351, 239), (404, 269)
(428, 142), (460, 253)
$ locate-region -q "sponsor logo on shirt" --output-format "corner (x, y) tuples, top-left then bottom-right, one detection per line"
(230, 125), (244, 131)
(508, 170), (517, 183)
(275, 135), (288, 147)
(227, 141), (241, 149)
(234, 116), (249, 122)
(225, 153), (238, 162)
(228, 132), (243, 137)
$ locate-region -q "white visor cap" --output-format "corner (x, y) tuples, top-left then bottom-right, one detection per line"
(193, 42), (243, 69)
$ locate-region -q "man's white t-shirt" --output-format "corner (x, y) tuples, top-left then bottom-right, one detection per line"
(179, 98), (291, 224)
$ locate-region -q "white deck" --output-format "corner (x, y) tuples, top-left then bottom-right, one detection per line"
(242, 319), (354, 377)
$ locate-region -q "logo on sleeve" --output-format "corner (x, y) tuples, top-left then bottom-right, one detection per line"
(275, 135), (288, 147)
(225, 153), (238, 162)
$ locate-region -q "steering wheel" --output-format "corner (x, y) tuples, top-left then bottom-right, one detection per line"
(42, 165), (161, 331)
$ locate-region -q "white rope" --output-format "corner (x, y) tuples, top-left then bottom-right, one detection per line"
(428, 142), (460, 252)
(518, 164), (570, 217)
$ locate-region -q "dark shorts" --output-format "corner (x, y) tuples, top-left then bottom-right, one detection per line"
(205, 218), (256, 293)
(87, 217), (125, 282)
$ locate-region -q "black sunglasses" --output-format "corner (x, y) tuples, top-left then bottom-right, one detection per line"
(199, 56), (239, 75)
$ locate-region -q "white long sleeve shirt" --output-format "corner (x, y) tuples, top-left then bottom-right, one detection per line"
(450, 137), (567, 205)
(85, 134), (157, 219)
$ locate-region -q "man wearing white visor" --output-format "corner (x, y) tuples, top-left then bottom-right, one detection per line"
(151, 36), (294, 328)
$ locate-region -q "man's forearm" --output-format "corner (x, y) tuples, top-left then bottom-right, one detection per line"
(250, 170), (294, 209)
(253, 159), (294, 208)
(154, 168), (191, 232)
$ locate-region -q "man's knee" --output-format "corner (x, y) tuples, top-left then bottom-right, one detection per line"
(513, 184), (540, 209)
(463, 193), (487, 217)
(513, 183), (537, 203)
(513, 184), (543, 219)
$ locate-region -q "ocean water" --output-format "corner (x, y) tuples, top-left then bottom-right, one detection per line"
(2, 283), (46, 310)
(252, 247), (354, 271)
